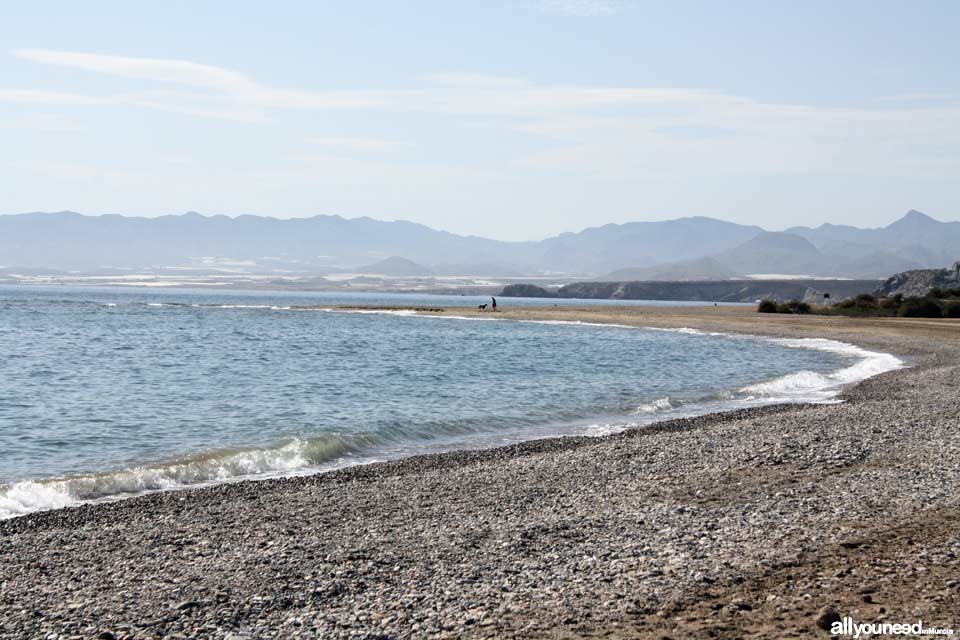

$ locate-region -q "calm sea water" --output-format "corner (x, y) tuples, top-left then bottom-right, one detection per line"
(0, 285), (901, 518)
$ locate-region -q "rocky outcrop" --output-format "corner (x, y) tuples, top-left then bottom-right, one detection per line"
(499, 284), (558, 298)
(876, 266), (960, 298)
(548, 280), (880, 303)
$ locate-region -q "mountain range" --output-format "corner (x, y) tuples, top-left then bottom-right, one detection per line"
(0, 209), (957, 279)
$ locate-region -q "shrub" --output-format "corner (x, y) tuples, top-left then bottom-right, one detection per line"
(831, 299), (856, 312)
(898, 298), (944, 318)
(943, 301), (960, 318)
(826, 294), (880, 315)
(757, 299), (778, 313)
(929, 287), (960, 299)
(777, 300), (811, 314)
(852, 293), (878, 308)
(879, 294), (903, 310)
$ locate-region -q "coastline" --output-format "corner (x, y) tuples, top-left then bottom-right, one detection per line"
(2, 305), (958, 638)
(0, 305), (901, 519)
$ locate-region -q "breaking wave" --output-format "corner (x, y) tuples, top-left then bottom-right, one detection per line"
(739, 338), (904, 402)
(0, 434), (372, 519)
(634, 397), (674, 414)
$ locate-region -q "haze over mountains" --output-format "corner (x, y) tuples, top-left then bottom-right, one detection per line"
(0, 210), (957, 280)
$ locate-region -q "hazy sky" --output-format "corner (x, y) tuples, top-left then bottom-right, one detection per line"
(1, 0), (958, 240)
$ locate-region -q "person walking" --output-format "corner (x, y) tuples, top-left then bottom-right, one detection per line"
(491, 296), (497, 312)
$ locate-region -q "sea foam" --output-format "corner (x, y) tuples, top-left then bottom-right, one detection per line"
(0, 436), (364, 519)
(738, 338), (904, 402)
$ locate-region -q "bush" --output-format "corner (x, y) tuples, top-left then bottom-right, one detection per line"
(943, 301), (960, 318)
(929, 287), (960, 299)
(829, 293), (880, 315)
(757, 299), (778, 313)
(831, 299), (855, 311)
(898, 298), (944, 318)
(880, 294), (903, 310)
(777, 300), (811, 314)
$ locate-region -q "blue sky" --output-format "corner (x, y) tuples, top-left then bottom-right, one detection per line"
(1, 0), (958, 240)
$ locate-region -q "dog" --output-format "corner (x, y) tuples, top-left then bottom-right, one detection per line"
(478, 304), (487, 311)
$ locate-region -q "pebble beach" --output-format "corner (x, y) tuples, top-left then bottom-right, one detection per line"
(2, 305), (958, 639)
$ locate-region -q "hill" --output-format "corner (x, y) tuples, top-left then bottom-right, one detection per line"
(356, 256), (434, 277)
(0, 209), (955, 278)
(604, 211), (959, 279)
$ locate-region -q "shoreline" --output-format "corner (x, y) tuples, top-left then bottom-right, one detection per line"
(0, 307), (902, 521)
(2, 305), (959, 638)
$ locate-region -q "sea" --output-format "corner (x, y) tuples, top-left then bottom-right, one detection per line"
(0, 285), (904, 518)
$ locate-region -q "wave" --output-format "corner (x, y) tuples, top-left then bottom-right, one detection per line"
(328, 308), (417, 316)
(0, 434), (372, 519)
(738, 338), (904, 402)
(634, 396), (674, 413)
(202, 304), (292, 310)
(582, 423), (628, 437)
(518, 319), (638, 330)
(146, 302), (292, 310)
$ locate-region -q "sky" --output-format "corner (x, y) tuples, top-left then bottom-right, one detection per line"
(1, 0), (958, 240)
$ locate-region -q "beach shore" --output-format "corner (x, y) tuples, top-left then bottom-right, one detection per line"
(2, 305), (959, 639)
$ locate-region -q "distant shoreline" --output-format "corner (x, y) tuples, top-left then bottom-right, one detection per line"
(0, 276), (881, 305)
(2, 306), (958, 638)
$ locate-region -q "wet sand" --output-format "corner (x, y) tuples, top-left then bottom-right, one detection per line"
(2, 305), (959, 639)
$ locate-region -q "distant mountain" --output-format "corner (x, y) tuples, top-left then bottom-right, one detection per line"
(0, 209), (956, 278)
(432, 263), (525, 277)
(785, 210), (960, 275)
(711, 232), (825, 276)
(605, 257), (738, 281)
(356, 256), (538, 278)
(356, 256), (434, 277)
(606, 211), (959, 279)
(0, 211), (532, 273)
(536, 216), (763, 274)
(620, 232), (828, 279)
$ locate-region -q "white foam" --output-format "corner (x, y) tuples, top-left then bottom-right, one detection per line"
(331, 309), (418, 316)
(646, 326), (727, 337)
(0, 481), (76, 517)
(146, 303), (293, 310)
(634, 397), (673, 413)
(582, 423), (628, 437)
(382, 312), (499, 322)
(209, 304), (292, 310)
(739, 338), (904, 402)
(518, 319), (638, 330)
(0, 437), (349, 520)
